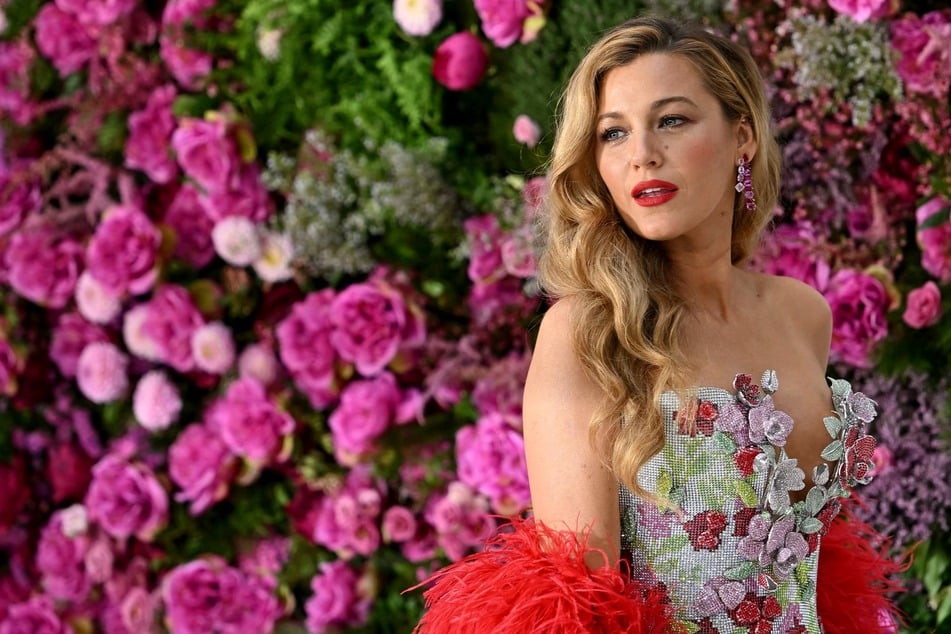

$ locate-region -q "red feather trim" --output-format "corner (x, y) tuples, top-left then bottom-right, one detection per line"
(817, 501), (909, 633)
(410, 517), (680, 634)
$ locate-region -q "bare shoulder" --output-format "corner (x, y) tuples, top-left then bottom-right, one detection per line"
(757, 273), (832, 365)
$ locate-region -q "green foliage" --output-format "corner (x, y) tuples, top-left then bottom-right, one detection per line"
(0, 0), (42, 40)
(899, 534), (951, 632)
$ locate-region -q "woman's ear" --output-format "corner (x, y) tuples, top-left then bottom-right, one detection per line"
(736, 117), (758, 162)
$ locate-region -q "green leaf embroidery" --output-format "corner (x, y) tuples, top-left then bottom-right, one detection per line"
(725, 561), (757, 580)
(823, 415), (843, 438)
(734, 479), (760, 508)
(805, 486), (827, 516)
(657, 470), (673, 497)
(821, 439), (844, 461)
(800, 517), (824, 534)
(713, 431), (737, 453)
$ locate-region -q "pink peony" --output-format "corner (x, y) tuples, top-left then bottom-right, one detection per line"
(33, 4), (96, 76)
(916, 198), (951, 282)
(125, 84), (179, 183)
(239, 536), (291, 589)
(83, 534), (114, 583)
(4, 226), (83, 308)
(75, 271), (123, 324)
(190, 321), (236, 374)
(393, 0), (442, 36)
(86, 205), (161, 295)
(500, 225), (537, 278)
(56, 0), (137, 25)
(35, 508), (92, 601)
(133, 370), (182, 431)
(0, 170), (40, 237)
(827, 0), (889, 23)
(465, 215), (505, 282)
(824, 269), (890, 368)
(170, 117), (238, 195)
(169, 423), (235, 515)
(141, 284), (205, 371)
(204, 377), (295, 464)
(162, 0), (216, 25)
(50, 312), (109, 378)
(331, 280), (416, 377)
(198, 161), (273, 223)
(0, 40), (37, 127)
(903, 281), (942, 329)
(163, 183), (215, 269)
(76, 342), (129, 403)
(277, 289), (340, 408)
(159, 37), (213, 90)
(211, 216), (261, 266)
(238, 342), (280, 386)
(512, 113), (541, 146)
(382, 506), (417, 543)
(85, 454), (168, 541)
(328, 372), (401, 464)
(474, 0), (532, 47)
(309, 467), (383, 557)
(304, 561), (372, 634)
(423, 482), (493, 561)
(432, 31), (488, 91)
(472, 351), (530, 427)
(455, 413), (531, 514)
(890, 10), (951, 98)
(0, 596), (70, 634)
(756, 221), (831, 292)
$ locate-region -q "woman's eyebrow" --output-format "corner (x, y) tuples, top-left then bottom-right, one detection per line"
(596, 96), (699, 123)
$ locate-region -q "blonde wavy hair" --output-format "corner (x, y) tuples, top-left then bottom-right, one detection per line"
(537, 16), (782, 499)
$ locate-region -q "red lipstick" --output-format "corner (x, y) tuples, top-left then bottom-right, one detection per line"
(631, 180), (678, 207)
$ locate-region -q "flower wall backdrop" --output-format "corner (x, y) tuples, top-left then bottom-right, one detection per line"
(0, 0), (949, 631)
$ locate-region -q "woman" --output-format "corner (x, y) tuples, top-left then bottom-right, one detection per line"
(416, 16), (902, 633)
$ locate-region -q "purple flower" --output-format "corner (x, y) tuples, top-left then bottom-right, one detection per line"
(0, 596), (69, 634)
(764, 515), (809, 578)
(329, 372), (401, 464)
(169, 423), (235, 515)
(455, 413), (530, 514)
(76, 342), (129, 404)
(34, 4), (96, 76)
(205, 378), (295, 465)
(824, 268), (889, 368)
(331, 280), (416, 377)
(890, 10), (951, 98)
(171, 117), (238, 195)
(432, 32), (488, 91)
(125, 84), (179, 184)
(277, 289), (340, 408)
(304, 561), (372, 634)
(163, 184), (215, 268)
(85, 454), (168, 541)
(56, 0), (137, 25)
(86, 205), (161, 296)
(49, 312), (109, 379)
(35, 508), (91, 601)
(474, 0), (533, 48)
(132, 370), (182, 431)
(747, 396), (794, 447)
(4, 226), (83, 308)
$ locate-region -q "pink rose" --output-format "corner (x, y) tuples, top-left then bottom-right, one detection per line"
(0, 170), (40, 237)
(382, 506), (417, 543)
(474, 0), (532, 47)
(4, 226), (83, 308)
(423, 482), (493, 561)
(903, 281), (942, 329)
(56, 0), (137, 25)
(198, 162), (273, 223)
(472, 351), (530, 426)
(50, 312), (109, 378)
(331, 280), (414, 377)
(305, 561), (372, 633)
(455, 413), (530, 514)
(34, 4), (97, 76)
(890, 10), (951, 98)
(85, 454), (168, 541)
(824, 269), (889, 368)
(204, 378), (295, 464)
(133, 370), (182, 431)
(432, 32), (489, 91)
(238, 342), (280, 386)
(828, 0), (889, 23)
(141, 284), (205, 371)
(0, 40), (37, 126)
(76, 342), (129, 403)
(159, 37), (213, 90)
(916, 198), (951, 282)
(277, 289), (340, 408)
(163, 183), (215, 269)
(86, 205), (161, 295)
(169, 423), (235, 515)
(500, 225), (536, 278)
(756, 221), (831, 292)
(125, 84), (179, 184)
(0, 597), (69, 634)
(465, 215), (504, 282)
(328, 372), (401, 464)
(36, 509), (91, 601)
(170, 117), (238, 195)
(512, 114), (541, 147)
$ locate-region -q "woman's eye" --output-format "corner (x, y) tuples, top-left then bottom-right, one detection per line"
(599, 127), (624, 142)
(659, 116), (685, 128)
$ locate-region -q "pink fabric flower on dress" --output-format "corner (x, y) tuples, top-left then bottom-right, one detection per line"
(432, 32), (488, 91)
(85, 454), (168, 541)
(903, 281), (942, 329)
(86, 205), (161, 296)
(125, 84), (179, 184)
(747, 397), (794, 447)
(473, 0), (533, 48)
(76, 342), (129, 403)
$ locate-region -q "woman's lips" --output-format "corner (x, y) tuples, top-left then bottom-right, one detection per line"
(631, 180), (678, 207)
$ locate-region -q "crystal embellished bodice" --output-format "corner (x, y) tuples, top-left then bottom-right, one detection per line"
(618, 371), (878, 633)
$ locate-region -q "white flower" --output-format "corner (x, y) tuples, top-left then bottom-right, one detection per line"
(257, 27), (283, 61)
(252, 231), (295, 283)
(238, 342), (279, 386)
(212, 216), (262, 266)
(393, 0), (442, 37)
(76, 342), (129, 404)
(75, 270), (122, 324)
(133, 370), (182, 431)
(190, 321), (236, 375)
(123, 304), (161, 362)
(60, 504), (89, 538)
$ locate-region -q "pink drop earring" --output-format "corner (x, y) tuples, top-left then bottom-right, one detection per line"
(735, 156), (756, 213)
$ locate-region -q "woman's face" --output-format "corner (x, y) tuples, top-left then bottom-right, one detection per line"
(594, 53), (755, 249)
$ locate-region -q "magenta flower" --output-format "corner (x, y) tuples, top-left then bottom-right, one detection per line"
(141, 284), (205, 371)
(328, 372), (401, 464)
(56, 0), (138, 26)
(86, 205), (161, 296)
(199, 161), (273, 223)
(382, 506), (417, 543)
(472, 351), (530, 426)
(455, 413), (530, 515)
(499, 225), (537, 279)
(331, 280), (415, 377)
(512, 113), (541, 146)
(49, 312), (109, 379)
(238, 342), (280, 386)
(916, 197), (951, 282)
(828, 0), (889, 23)
(824, 268), (890, 368)
(423, 482), (493, 561)
(305, 561), (372, 634)
(85, 454), (168, 541)
(0, 596), (70, 634)
(309, 467), (384, 558)
(76, 341), (129, 403)
(171, 117), (238, 195)
(474, 0), (533, 47)
(35, 508), (91, 602)
(204, 378), (295, 465)
(4, 227), (83, 309)
(890, 10), (951, 98)
(33, 4), (96, 76)
(903, 281), (942, 329)
(132, 370), (182, 431)
(159, 36), (213, 90)
(163, 184), (216, 268)
(432, 32), (489, 91)
(125, 84), (179, 184)
(465, 215), (505, 282)
(0, 169), (40, 237)
(277, 289), (340, 408)
(169, 423), (235, 515)
(0, 40), (37, 126)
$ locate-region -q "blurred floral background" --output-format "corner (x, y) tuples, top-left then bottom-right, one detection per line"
(0, 0), (949, 632)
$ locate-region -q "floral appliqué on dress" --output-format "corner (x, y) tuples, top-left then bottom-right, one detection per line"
(618, 371), (879, 634)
